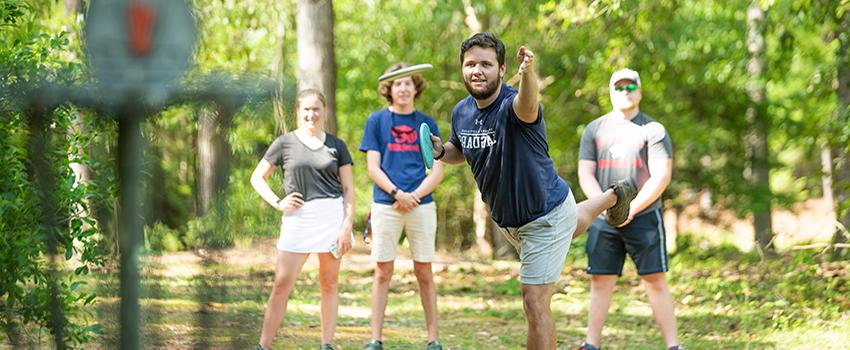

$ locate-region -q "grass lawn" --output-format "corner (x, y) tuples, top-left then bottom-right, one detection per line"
(4, 236), (849, 349)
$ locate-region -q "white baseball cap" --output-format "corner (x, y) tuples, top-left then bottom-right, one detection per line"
(609, 68), (641, 88)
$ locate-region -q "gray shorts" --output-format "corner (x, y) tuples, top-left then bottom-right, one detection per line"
(498, 191), (578, 285)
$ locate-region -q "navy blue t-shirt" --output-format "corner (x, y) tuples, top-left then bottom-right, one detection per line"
(449, 83), (570, 227)
(359, 109), (441, 205)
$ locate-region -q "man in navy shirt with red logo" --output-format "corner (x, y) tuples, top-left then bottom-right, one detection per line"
(429, 33), (637, 349)
(360, 63), (445, 350)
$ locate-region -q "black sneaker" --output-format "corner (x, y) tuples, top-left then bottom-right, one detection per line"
(668, 346), (685, 350)
(363, 340), (383, 350)
(252, 344), (267, 350)
(577, 342), (600, 350)
(606, 179), (637, 226)
(320, 344), (334, 350)
(426, 340), (444, 350)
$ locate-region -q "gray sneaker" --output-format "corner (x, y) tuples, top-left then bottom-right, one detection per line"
(363, 340), (383, 350)
(606, 179), (637, 226)
(426, 340), (444, 350)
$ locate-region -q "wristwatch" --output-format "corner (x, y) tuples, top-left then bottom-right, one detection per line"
(434, 146), (446, 160)
(389, 187), (399, 198)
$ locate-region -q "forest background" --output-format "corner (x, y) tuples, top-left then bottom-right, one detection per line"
(2, 0), (849, 348)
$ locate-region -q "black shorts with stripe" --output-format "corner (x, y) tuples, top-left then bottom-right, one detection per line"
(585, 208), (668, 276)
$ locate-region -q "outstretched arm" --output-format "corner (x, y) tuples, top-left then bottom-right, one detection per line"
(512, 46), (540, 124)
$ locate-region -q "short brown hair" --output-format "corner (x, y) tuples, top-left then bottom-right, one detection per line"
(378, 62), (428, 104)
(460, 32), (505, 66)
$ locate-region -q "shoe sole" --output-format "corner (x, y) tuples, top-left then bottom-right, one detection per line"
(606, 179), (637, 226)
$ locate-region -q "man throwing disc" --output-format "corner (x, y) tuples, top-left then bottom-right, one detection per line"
(428, 32), (636, 349)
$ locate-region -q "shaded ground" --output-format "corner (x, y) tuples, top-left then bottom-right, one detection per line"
(4, 236), (850, 349)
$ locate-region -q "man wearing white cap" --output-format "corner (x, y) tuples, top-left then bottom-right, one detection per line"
(576, 69), (681, 350)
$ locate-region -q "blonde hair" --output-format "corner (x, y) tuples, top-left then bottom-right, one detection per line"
(377, 62), (427, 104)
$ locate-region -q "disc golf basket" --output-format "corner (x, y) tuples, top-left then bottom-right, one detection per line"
(3, 1), (277, 348)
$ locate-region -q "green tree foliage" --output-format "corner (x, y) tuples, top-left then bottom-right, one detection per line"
(9, 0), (847, 259)
(3, 0), (850, 345)
(1, 0), (109, 347)
(141, 0), (850, 251)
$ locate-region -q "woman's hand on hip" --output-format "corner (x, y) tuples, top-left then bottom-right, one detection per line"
(276, 192), (304, 213)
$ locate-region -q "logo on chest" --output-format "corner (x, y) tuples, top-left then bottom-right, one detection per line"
(388, 125), (420, 152)
(609, 143), (627, 159)
(459, 129), (497, 149)
(598, 142), (645, 169)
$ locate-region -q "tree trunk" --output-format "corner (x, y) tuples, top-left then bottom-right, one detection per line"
(65, 0), (93, 228)
(831, 13), (850, 259)
(2, 301), (20, 346)
(197, 108), (217, 216)
(196, 107), (233, 217)
(745, 1), (773, 252)
(147, 144), (172, 227)
(296, 0), (337, 133)
(67, 115), (92, 186)
(65, 0), (81, 13)
(491, 218), (518, 260)
(822, 146), (835, 215)
(462, 0), (483, 33)
(473, 190), (493, 258)
(472, 190), (517, 260)
(272, 18), (289, 135)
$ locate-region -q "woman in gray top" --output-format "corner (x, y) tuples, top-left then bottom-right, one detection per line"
(250, 89), (355, 350)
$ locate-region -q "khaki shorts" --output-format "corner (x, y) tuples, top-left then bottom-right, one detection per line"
(498, 191), (578, 285)
(370, 202), (437, 262)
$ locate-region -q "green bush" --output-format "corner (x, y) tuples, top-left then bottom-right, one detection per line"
(186, 209), (231, 249)
(144, 222), (185, 253)
(1, 2), (110, 347)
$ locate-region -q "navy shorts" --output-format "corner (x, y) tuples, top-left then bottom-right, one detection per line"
(586, 208), (668, 276)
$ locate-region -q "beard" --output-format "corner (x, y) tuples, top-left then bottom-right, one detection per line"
(464, 75), (501, 100)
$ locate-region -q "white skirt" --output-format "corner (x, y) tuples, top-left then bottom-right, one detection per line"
(277, 197), (344, 253)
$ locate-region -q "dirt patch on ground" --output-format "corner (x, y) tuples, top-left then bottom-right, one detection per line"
(664, 198), (840, 251)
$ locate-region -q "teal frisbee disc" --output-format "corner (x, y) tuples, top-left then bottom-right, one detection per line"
(419, 123), (434, 169)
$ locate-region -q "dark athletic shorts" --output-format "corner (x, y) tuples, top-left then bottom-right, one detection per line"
(586, 208), (668, 276)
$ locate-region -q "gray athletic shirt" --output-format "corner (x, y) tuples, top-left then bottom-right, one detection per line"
(262, 132), (353, 202)
(579, 112), (672, 215)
